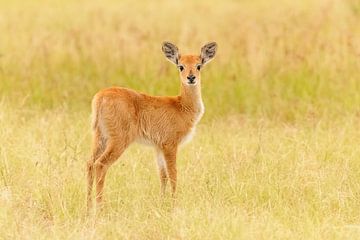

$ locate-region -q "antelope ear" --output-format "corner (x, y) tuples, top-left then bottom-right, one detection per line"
(162, 41), (180, 65)
(200, 42), (217, 65)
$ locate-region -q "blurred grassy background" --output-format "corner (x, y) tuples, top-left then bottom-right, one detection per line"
(1, 0), (360, 121)
(2, 0), (360, 239)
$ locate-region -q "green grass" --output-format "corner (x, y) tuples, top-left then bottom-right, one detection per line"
(1, 0), (360, 239)
(1, 0), (360, 120)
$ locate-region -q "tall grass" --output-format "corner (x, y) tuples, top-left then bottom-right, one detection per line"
(1, 105), (360, 239)
(1, 0), (360, 239)
(1, 0), (360, 120)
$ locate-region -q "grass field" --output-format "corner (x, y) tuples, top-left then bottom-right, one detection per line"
(1, 0), (360, 239)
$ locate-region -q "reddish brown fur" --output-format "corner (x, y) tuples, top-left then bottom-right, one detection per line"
(87, 42), (217, 211)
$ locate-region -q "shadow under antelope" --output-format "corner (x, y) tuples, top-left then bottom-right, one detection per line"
(87, 42), (217, 211)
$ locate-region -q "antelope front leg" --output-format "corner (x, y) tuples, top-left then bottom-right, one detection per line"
(162, 146), (177, 198)
(156, 151), (168, 196)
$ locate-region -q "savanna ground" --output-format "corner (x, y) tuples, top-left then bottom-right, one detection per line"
(1, 0), (360, 239)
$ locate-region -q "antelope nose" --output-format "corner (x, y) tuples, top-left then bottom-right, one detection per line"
(187, 75), (196, 83)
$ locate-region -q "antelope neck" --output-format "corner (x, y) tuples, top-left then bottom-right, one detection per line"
(179, 81), (203, 113)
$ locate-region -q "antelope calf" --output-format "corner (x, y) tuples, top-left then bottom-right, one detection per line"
(87, 42), (217, 210)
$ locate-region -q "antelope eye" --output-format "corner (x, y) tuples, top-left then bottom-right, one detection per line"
(197, 65), (201, 71)
(179, 66), (184, 71)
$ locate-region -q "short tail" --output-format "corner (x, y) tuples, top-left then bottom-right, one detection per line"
(91, 97), (101, 130)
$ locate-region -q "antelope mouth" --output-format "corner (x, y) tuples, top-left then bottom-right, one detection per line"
(187, 80), (197, 85)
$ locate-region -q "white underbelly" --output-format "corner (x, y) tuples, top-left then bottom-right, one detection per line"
(135, 137), (155, 147)
(180, 127), (196, 145)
